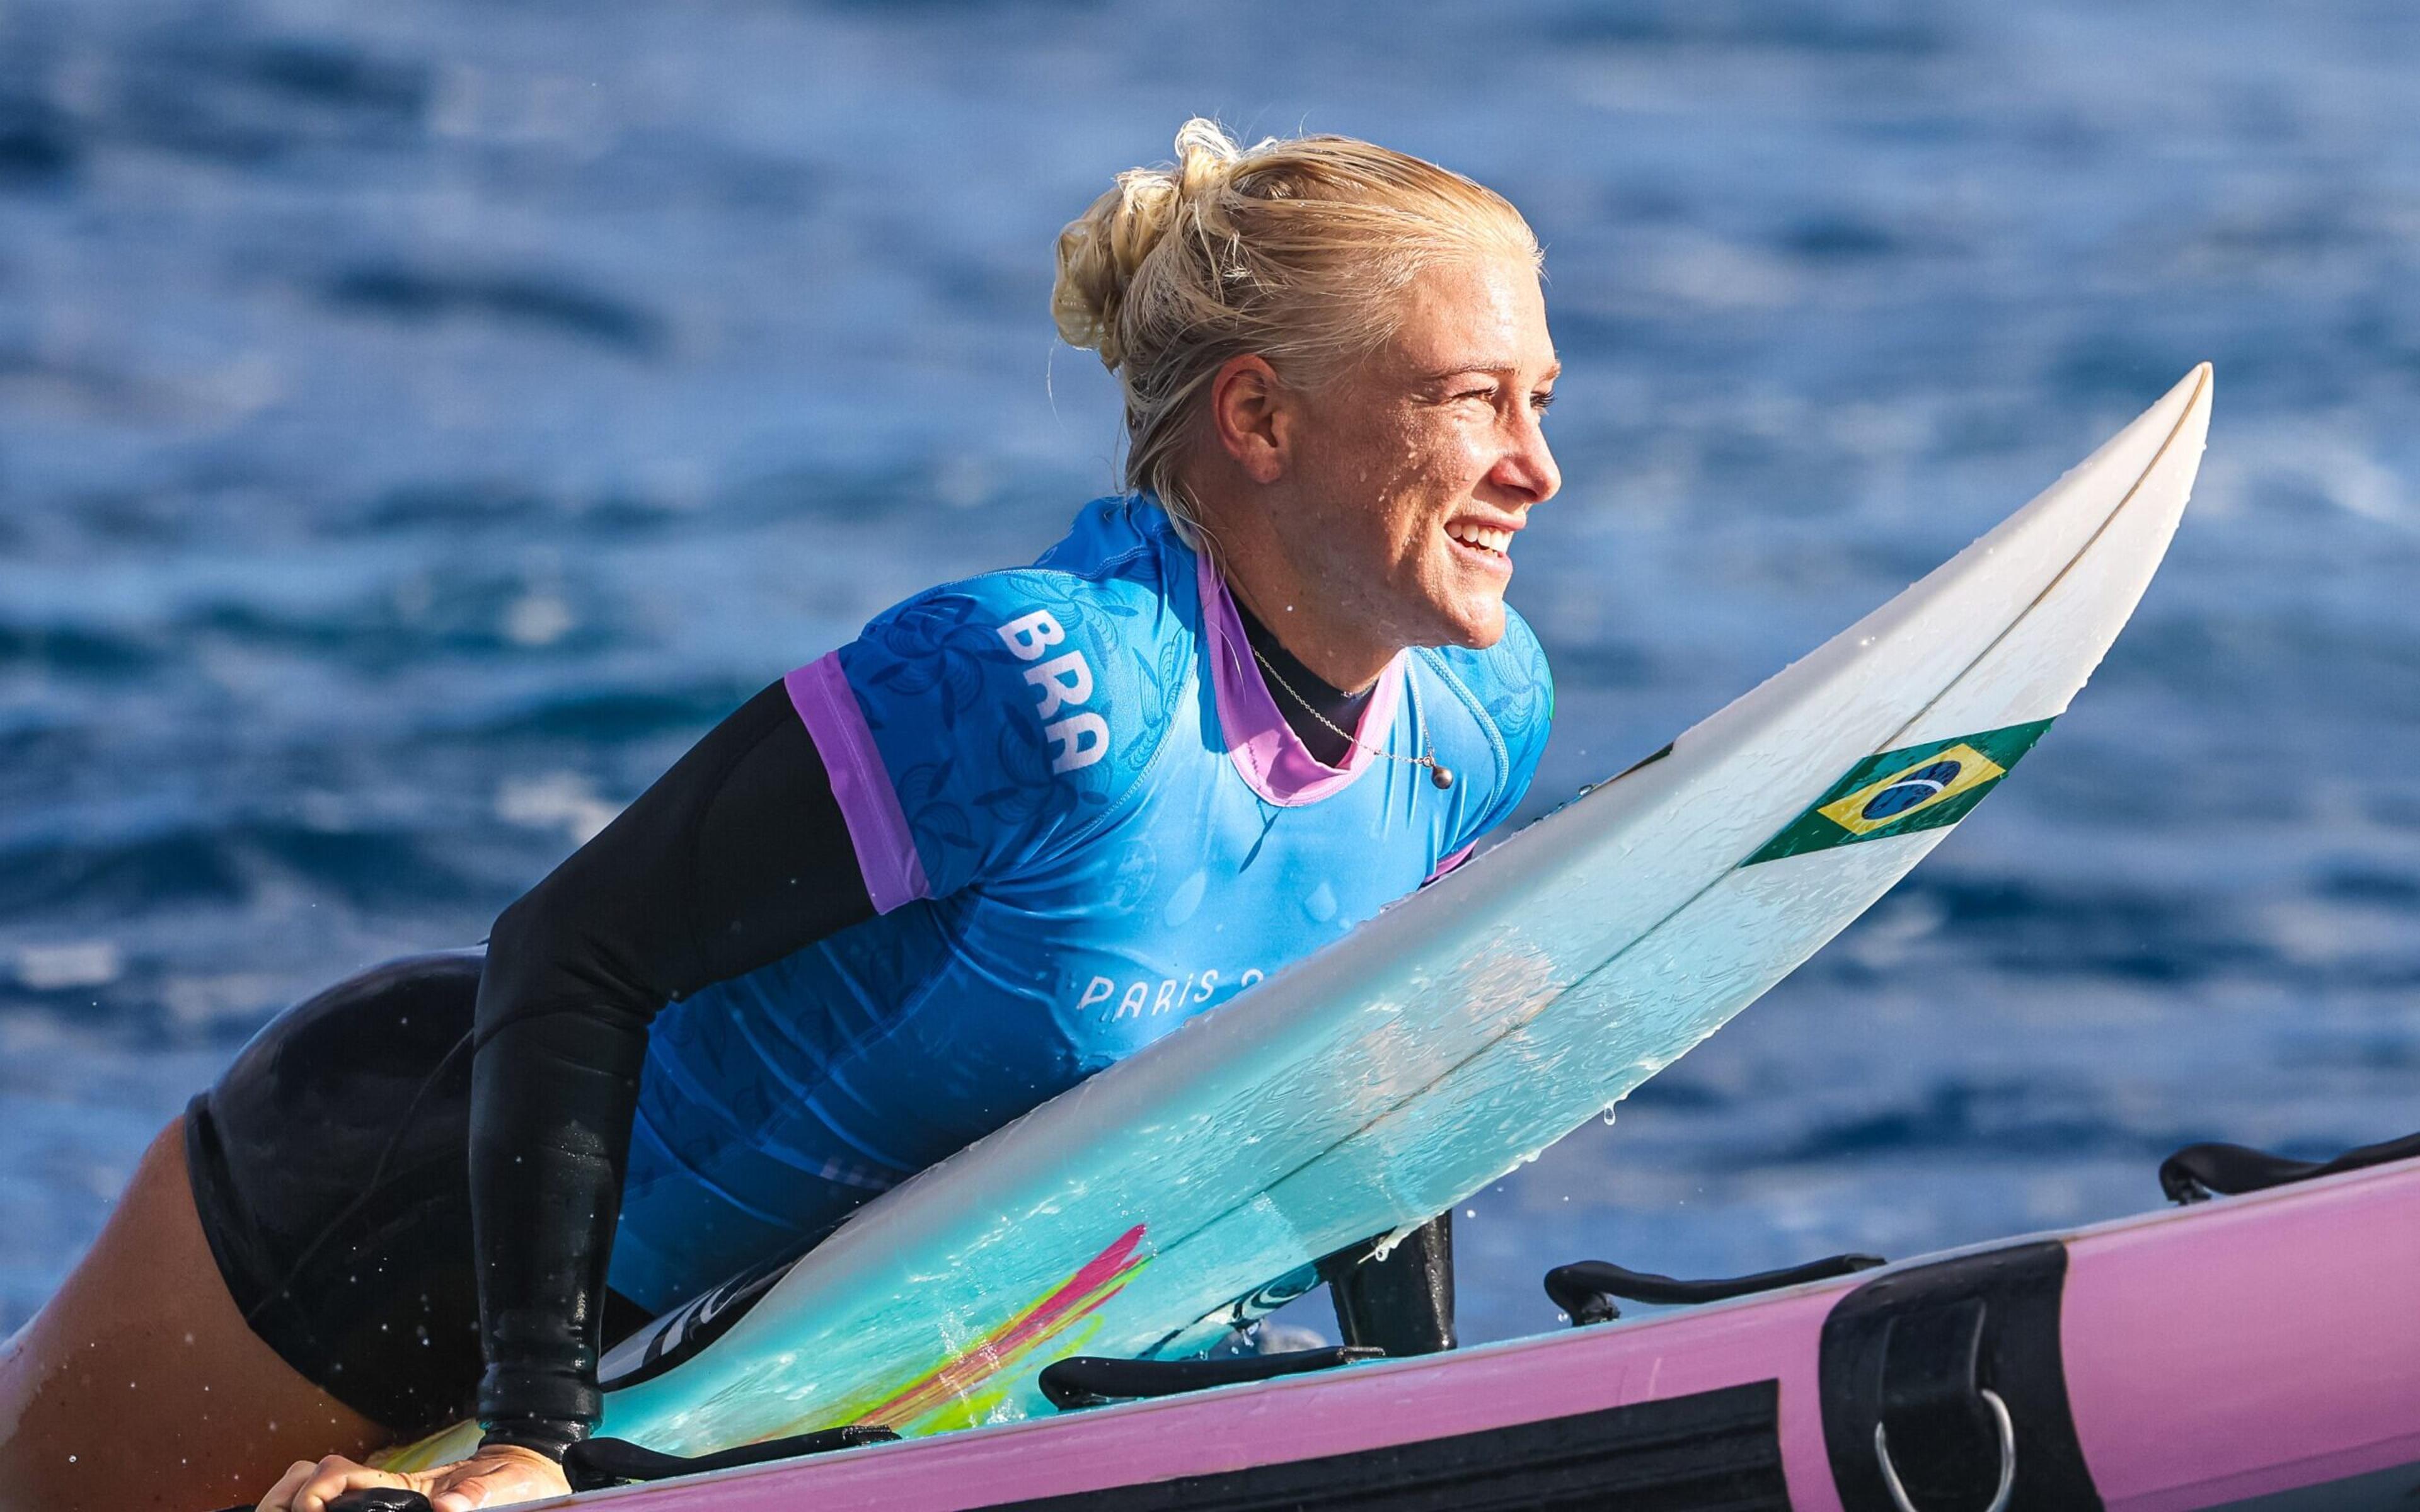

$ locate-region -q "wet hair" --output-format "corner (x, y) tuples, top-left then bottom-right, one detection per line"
(1051, 118), (1540, 548)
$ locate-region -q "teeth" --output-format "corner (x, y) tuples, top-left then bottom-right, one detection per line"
(1447, 524), (1512, 555)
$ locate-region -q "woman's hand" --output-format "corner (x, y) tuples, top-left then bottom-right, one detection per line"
(254, 1445), (571, 1512)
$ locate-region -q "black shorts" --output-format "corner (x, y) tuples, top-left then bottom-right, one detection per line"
(183, 951), (646, 1436)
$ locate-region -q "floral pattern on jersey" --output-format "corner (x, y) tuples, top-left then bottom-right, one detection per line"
(1422, 607), (1556, 848)
(846, 563), (1169, 898)
(1477, 610), (1553, 762)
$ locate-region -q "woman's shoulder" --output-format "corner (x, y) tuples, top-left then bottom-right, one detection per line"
(866, 496), (1187, 651)
(836, 498), (1195, 804)
(1406, 610), (1553, 845)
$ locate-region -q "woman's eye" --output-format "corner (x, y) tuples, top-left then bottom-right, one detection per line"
(1531, 391), (1556, 416)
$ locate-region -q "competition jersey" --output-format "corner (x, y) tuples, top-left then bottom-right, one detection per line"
(610, 495), (1553, 1310)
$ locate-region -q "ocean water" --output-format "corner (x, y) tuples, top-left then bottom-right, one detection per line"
(4, 0), (2417, 1362)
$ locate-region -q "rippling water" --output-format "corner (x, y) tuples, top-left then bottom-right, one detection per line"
(4, 0), (2417, 1352)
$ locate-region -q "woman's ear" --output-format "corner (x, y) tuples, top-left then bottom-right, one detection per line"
(1208, 354), (1293, 485)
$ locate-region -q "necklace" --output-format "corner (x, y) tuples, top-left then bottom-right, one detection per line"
(1248, 641), (1455, 791)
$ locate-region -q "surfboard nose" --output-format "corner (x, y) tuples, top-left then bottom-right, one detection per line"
(2053, 360), (2212, 493)
(1937, 360), (2211, 600)
(2173, 358), (2214, 461)
(2133, 360), (2213, 437)
(2094, 362), (2212, 564)
(2156, 361), (2215, 464)
(2144, 360), (2212, 512)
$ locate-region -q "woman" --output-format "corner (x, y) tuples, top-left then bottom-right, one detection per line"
(0, 118), (1560, 1511)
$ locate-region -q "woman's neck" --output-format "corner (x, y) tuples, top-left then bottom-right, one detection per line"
(1191, 481), (1401, 692)
(1228, 590), (1371, 769)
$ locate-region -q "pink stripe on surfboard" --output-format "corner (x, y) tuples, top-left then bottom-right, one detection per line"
(786, 652), (930, 914)
(858, 1226), (1150, 1429)
(2060, 1157), (2420, 1511)
(602, 1280), (1852, 1511)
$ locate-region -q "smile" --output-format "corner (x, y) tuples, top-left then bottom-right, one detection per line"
(1445, 522), (1514, 561)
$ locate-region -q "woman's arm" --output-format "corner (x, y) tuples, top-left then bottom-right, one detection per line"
(468, 680), (874, 1458)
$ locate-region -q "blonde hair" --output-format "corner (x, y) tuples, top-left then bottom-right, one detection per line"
(1052, 118), (1540, 547)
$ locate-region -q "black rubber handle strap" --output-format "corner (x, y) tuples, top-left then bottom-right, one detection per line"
(561, 1423), (897, 1490)
(1876, 1298), (1993, 1447)
(2159, 1127), (2420, 1204)
(1040, 1344), (1382, 1409)
(1545, 1252), (1886, 1326)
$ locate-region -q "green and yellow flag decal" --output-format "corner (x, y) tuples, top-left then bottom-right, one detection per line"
(1743, 718), (2053, 866)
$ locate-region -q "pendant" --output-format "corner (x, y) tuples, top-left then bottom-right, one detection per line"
(1429, 762), (1455, 791)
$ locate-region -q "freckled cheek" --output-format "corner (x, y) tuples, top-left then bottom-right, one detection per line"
(1359, 423), (1473, 557)
(1403, 436), (1491, 522)
(1407, 420), (1490, 480)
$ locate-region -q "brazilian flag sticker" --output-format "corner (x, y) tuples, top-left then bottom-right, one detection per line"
(1743, 718), (2054, 866)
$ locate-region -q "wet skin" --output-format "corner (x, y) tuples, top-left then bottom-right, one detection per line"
(1189, 254), (1563, 693)
(0, 1121), (388, 1511)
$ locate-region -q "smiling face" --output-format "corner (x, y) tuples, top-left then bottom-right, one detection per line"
(1227, 255), (1561, 676)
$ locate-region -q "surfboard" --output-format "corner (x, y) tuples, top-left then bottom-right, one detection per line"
(384, 364), (2211, 1468)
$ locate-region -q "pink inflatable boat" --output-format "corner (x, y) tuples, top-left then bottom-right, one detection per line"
(516, 1140), (2420, 1512)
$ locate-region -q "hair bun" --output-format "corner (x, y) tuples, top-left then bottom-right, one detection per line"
(1046, 119), (1536, 549)
(1052, 118), (1240, 370)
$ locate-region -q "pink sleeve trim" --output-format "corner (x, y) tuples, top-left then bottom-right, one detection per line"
(1426, 843), (1477, 885)
(785, 651), (931, 915)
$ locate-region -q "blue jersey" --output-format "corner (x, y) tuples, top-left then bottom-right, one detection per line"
(609, 496), (1553, 1310)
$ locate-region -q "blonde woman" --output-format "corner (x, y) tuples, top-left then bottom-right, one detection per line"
(0, 118), (1561, 1511)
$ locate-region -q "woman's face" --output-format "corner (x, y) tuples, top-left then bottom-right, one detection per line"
(1271, 255), (1561, 655)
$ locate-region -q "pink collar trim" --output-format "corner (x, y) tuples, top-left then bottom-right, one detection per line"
(1196, 551), (1405, 807)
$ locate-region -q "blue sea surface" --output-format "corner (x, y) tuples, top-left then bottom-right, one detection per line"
(4, 0), (2417, 1356)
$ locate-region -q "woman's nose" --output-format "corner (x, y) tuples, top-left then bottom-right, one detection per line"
(1493, 411), (1560, 506)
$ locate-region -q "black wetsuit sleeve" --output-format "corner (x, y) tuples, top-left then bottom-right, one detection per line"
(469, 680), (873, 1458)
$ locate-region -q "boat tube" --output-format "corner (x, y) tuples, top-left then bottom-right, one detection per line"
(299, 1133), (2420, 1512)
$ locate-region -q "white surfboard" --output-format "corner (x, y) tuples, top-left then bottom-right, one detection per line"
(387, 365), (2211, 1467)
